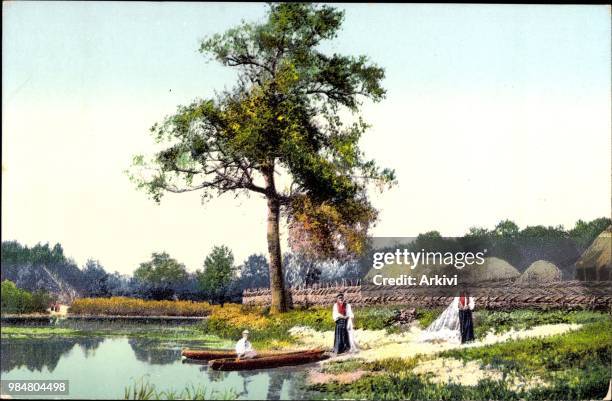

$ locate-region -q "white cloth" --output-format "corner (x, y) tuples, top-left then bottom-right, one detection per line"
(332, 302), (354, 321)
(333, 303), (359, 352)
(420, 296), (476, 343)
(235, 338), (255, 357)
(347, 317), (359, 352)
(419, 298), (461, 343)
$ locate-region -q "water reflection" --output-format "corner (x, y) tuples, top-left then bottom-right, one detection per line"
(1, 337), (103, 373)
(128, 338), (181, 365)
(1, 336), (314, 399)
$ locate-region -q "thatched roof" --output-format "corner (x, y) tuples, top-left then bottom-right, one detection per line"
(517, 260), (562, 283)
(575, 226), (611, 280)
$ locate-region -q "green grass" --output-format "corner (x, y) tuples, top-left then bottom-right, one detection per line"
(415, 308), (444, 328)
(441, 319), (612, 378)
(123, 378), (237, 400)
(472, 309), (604, 338)
(200, 304), (404, 349)
(0, 327), (81, 338)
(311, 374), (524, 400)
(309, 314), (612, 400)
(0, 325), (232, 347)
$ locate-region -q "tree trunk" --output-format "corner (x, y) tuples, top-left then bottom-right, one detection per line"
(264, 167), (288, 313)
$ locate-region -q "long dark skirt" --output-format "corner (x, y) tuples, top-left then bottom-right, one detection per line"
(333, 318), (350, 354)
(459, 309), (475, 343)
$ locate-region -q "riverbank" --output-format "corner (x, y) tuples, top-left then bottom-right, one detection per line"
(2, 305), (609, 399)
(303, 318), (611, 400)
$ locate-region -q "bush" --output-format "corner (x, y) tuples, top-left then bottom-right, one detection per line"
(69, 297), (212, 317)
(0, 280), (52, 314)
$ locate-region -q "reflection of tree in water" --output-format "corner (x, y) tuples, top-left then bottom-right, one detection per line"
(284, 369), (312, 400)
(128, 339), (180, 365)
(221, 369), (293, 400)
(205, 368), (228, 383)
(232, 369), (258, 399)
(265, 370), (293, 400)
(1, 337), (103, 373)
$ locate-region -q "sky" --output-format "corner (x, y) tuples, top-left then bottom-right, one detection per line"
(2, 3), (610, 275)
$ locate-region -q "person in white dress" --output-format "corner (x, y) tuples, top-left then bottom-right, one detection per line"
(420, 291), (476, 344)
(235, 329), (257, 359)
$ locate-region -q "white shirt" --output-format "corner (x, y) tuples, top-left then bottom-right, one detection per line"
(235, 338), (253, 355)
(332, 302), (354, 322)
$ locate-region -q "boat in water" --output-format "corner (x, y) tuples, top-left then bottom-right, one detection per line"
(208, 349), (328, 371)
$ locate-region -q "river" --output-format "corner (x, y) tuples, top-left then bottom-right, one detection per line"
(1, 325), (316, 399)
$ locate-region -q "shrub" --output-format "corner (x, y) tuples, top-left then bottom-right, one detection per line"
(0, 280), (52, 314)
(69, 297), (212, 317)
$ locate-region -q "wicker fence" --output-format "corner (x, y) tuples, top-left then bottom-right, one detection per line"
(242, 280), (612, 311)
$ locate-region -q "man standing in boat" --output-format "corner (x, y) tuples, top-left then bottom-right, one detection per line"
(332, 293), (355, 354)
(236, 329), (257, 359)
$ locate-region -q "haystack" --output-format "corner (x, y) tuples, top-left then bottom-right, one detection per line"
(575, 226), (612, 281)
(517, 260), (562, 283)
(462, 257), (520, 282)
(365, 256), (520, 284)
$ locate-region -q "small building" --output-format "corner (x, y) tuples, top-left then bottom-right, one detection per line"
(575, 226), (612, 281)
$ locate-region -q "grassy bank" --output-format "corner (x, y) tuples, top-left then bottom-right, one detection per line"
(308, 316), (612, 400)
(69, 297), (212, 317)
(200, 304), (606, 348)
(200, 304), (399, 348)
(3, 303), (609, 400)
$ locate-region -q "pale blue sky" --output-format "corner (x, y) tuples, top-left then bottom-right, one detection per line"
(3, 3), (610, 273)
(4, 3), (609, 101)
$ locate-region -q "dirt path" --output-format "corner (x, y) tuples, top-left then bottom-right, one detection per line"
(295, 323), (581, 386)
(290, 323), (581, 362)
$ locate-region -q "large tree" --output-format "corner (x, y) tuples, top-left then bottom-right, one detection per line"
(129, 4), (395, 312)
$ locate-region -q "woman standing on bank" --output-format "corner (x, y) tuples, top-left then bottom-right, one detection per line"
(332, 293), (354, 354)
(458, 288), (475, 343)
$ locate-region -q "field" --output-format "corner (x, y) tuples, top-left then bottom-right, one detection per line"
(69, 297), (212, 317)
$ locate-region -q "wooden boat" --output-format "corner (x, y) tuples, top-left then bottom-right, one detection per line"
(181, 348), (238, 360)
(208, 349), (328, 371)
(181, 348), (318, 361)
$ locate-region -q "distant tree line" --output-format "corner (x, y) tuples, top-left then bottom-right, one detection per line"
(363, 217), (611, 279)
(1, 217), (608, 302)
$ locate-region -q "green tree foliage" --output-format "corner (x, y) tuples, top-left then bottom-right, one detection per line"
(1, 280), (54, 314)
(494, 219), (520, 238)
(412, 231), (462, 254)
(1, 241), (84, 291)
(238, 254), (270, 290)
(196, 246), (237, 305)
(133, 253), (188, 300)
(128, 3), (395, 312)
(569, 218), (611, 249)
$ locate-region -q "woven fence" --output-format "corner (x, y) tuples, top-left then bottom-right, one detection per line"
(242, 280), (612, 311)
